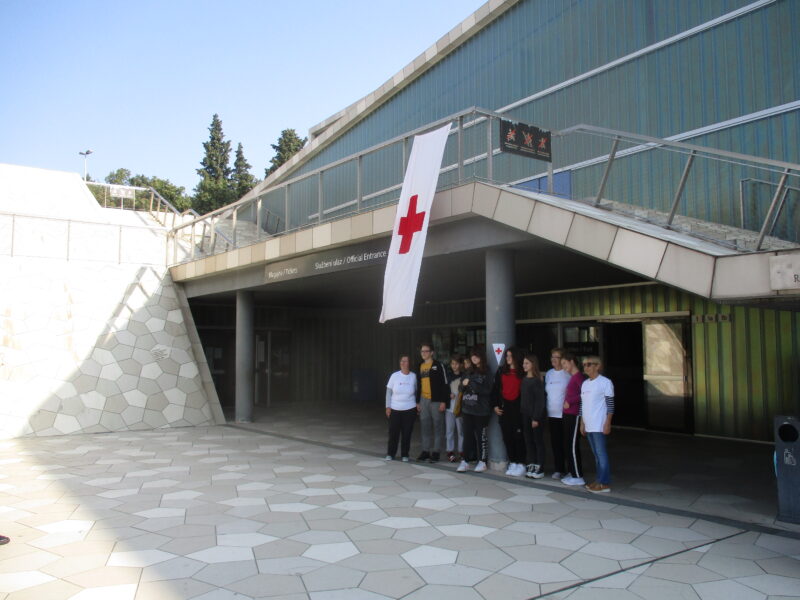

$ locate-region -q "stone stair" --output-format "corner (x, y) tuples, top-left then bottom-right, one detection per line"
(598, 198), (798, 252)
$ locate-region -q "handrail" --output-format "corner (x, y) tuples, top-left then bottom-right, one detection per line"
(167, 108), (800, 265)
(558, 124), (800, 175)
(175, 106), (499, 231)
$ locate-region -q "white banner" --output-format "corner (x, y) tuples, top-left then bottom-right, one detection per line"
(379, 124), (451, 323)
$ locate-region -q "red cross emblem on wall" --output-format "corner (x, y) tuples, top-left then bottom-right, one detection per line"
(495, 347), (503, 357)
(397, 194), (425, 254)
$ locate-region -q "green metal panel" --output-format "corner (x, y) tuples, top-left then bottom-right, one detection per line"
(515, 284), (800, 441)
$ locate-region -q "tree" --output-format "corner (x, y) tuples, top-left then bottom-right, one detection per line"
(194, 113), (235, 214)
(104, 169), (192, 212)
(265, 128), (306, 177)
(105, 168), (131, 185)
(131, 175), (192, 212)
(231, 142), (258, 198)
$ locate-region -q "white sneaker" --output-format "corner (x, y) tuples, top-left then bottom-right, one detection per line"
(456, 460), (468, 472)
(505, 463), (517, 475)
(385, 455), (393, 461)
(513, 463), (527, 476)
(474, 461), (487, 473)
(551, 471), (563, 480)
(562, 476), (585, 486)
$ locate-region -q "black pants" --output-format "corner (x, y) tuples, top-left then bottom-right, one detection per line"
(548, 417), (566, 473)
(387, 408), (416, 458)
(499, 401), (526, 464)
(461, 412), (489, 463)
(522, 416), (547, 466)
(563, 413), (583, 478)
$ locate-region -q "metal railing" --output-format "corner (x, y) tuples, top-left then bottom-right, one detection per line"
(87, 181), (236, 258)
(553, 124), (800, 250)
(167, 107), (800, 265)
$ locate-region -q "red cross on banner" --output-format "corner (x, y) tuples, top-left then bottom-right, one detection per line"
(397, 195), (425, 254)
(379, 124), (452, 323)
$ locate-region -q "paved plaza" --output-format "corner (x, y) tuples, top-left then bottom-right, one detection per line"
(1, 409), (799, 600)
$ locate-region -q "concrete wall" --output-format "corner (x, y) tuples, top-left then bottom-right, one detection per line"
(0, 213), (224, 438)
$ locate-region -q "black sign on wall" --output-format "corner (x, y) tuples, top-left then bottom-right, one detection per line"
(499, 119), (552, 162)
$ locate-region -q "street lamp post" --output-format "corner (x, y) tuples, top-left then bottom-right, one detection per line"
(78, 149), (93, 181)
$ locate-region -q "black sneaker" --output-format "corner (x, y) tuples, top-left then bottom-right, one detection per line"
(430, 452), (440, 462)
(416, 451), (431, 462)
(532, 464), (545, 479)
(525, 464), (536, 478)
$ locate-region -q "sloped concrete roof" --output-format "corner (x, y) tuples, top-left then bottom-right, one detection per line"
(172, 182), (800, 305)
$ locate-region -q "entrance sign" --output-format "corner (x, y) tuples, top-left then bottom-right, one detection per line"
(379, 124), (451, 323)
(492, 343), (506, 366)
(499, 119), (552, 162)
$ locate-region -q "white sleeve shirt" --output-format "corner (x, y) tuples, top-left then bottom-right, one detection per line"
(580, 375), (614, 432)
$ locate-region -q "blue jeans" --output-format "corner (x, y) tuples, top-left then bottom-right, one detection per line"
(586, 432), (611, 484)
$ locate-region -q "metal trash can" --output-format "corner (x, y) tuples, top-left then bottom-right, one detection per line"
(775, 416), (800, 524)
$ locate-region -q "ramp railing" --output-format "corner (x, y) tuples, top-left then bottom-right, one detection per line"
(87, 182), (235, 257)
(167, 107), (800, 265)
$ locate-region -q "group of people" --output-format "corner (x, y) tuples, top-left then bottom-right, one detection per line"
(384, 343), (615, 494)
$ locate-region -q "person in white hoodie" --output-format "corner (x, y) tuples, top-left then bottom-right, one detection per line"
(545, 348), (571, 479)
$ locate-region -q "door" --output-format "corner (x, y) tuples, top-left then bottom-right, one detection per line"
(602, 322), (645, 428)
(254, 330), (292, 408)
(643, 319), (693, 433)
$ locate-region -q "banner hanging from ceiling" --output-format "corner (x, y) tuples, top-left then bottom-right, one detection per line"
(379, 123), (452, 323)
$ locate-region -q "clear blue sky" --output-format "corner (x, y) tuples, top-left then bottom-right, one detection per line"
(0, 0), (486, 192)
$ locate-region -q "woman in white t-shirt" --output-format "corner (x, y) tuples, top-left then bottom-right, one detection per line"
(385, 355), (419, 462)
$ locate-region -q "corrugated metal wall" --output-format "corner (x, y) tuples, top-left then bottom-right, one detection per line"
(286, 301), (485, 408)
(516, 284), (800, 441)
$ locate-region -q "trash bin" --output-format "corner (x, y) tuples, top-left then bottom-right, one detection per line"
(775, 416), (800, 524)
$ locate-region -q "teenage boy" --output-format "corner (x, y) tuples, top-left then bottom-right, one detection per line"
(416, 343), (449, 462)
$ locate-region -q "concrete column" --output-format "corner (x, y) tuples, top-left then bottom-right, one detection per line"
(485, 248), (515, 466)
(235, 290), (255, 423)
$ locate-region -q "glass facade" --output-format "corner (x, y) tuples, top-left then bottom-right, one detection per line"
(247, 0), (800, 244)
(286, 0), (798, 181)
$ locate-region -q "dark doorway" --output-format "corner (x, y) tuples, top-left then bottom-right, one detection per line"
(255, 330), (292, 408)
(199, 329), (235, 412)
(603, 322), (645, 428)
(517, 323), (559, 368)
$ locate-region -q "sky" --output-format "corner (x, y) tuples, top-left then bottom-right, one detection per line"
(0, 0), (486, 192)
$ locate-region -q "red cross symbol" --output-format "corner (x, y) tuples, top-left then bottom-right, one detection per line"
(495, 347), (503, 356)
(397, 194), (425, 254)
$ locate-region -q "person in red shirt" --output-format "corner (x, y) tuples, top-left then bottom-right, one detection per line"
(492, 347), (526, 476)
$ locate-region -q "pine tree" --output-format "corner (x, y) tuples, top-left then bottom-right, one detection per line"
(194, 113), (236, 214)
(232, 142), (258, 198)
(265, 128), (306, 177)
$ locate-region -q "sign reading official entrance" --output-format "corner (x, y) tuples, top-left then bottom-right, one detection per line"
(264, 241), (388, 284)
(499, 119), (552, 162)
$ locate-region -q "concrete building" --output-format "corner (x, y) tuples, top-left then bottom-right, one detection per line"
(168, 0), (800, 445)
(2, 0), (799, 447)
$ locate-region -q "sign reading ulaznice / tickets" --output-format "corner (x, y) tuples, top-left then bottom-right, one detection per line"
(264, 241), (388, 283)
